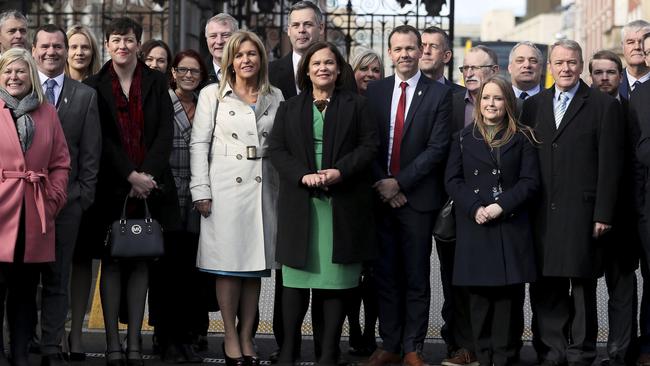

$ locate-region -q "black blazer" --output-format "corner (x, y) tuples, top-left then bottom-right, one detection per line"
(268, 90), (379, 268)
(445, 126), (539, 286)
(85, 61), (180, 230)
(520, 80), (624, 278)
(366, 75), (452, 212)
(269, 51), (358, 100)
(444, 77), (466, 94)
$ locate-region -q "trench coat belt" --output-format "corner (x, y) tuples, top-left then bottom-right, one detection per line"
(0, 169), (48, 234)
(212, 144), (267, 158)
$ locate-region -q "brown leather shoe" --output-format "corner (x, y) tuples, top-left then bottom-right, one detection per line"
(441, 349), (478, 366)
(403, 352), (427, 366)
(363, 348), (402, 366)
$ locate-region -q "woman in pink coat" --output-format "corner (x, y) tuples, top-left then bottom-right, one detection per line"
(0, 48), (70, 366)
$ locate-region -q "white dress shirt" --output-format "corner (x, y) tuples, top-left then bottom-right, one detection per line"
(513, 84), (541, 99)
(38, 71), (64, 106)
(213, 61), (221, 82)
(387, 70), (421, 172)
(292, 51), (302, 94)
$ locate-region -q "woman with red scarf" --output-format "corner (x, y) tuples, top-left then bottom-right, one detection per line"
(84, 17), (179, 366)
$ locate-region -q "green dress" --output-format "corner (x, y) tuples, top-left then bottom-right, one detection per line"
(282, 105), (362, 289)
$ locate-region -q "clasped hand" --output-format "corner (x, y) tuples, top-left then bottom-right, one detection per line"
(474, 203), (503, 224)
(301, 169), (341, 188)
(372, 178), (407, 208)
(128, 171), (157, 199)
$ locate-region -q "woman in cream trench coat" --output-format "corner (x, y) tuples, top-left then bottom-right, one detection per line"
(190, 80), (282, 272)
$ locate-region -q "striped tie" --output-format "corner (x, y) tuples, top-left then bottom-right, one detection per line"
(554, 92), (568, 128)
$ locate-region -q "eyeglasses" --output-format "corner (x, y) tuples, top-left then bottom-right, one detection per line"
(175, 67), (201, 76)
(458, 65), (495, 73)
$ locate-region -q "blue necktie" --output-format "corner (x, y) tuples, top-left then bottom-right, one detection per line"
(554, 92), (569, 128)
(45, 79), (57, 105)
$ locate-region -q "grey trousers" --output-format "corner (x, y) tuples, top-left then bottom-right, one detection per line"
(604, 258), (638, 365)
(40, 200), (82, 355)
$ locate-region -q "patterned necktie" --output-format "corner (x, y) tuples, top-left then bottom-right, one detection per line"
(390, 81), (408, 176)
(314, 99), (328, 112)
(631, 81), (641, 97)
(45, 78), (57, 105)
(554, 92), (569, 128)
(519, 91), (528, 100)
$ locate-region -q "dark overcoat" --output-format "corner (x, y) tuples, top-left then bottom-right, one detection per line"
(84, 61), (180, 234)
(268, 90), (378, 268)
(445, 126), (540, 286)
(520, 80), (624, 278)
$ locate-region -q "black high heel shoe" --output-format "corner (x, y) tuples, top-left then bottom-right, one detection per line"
(243, 355), (261, 366)
(222, 343), (245, 366)
(126, 349), (144, 366)
(105, 350), (125, 366)
(68, 334), (86, 362)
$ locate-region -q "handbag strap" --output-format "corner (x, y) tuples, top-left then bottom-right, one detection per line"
(120, 195), (152, 221)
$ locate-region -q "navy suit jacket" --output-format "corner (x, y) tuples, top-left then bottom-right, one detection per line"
(366, 74), (452, 212)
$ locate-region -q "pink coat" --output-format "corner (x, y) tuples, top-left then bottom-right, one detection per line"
(0, 99), (70, 263)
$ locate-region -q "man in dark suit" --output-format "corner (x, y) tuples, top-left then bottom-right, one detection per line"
(521, 40), (624, 366)
(0, 10), (27, 53)
(365, 25), (452, 366)
(268, 1), (355, 100)
(619, 20), (650, 100)
(589, 49), (642, 366)
(204, 13), (238, 84)
(418, 26), (463, 93)
(32, 24), (101, 366)
(508, 41), (543, 100)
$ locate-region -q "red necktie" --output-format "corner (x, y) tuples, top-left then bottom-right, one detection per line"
(390, 81), (408, 176)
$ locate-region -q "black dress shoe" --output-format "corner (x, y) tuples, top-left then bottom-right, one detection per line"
(180, 344), (203, 364)
(161, 344), (185, 364)
(41, 353), (69, 366)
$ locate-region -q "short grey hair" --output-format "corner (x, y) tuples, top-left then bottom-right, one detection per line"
(468, 45), (498, 65)
(508, 41), (544, 64)
(622, 19), (650, 41)
(550, 39), (583, 63)
(288, 1), (324, 25)
(0, 10), (27, 29)
(204, 13), (238, 37)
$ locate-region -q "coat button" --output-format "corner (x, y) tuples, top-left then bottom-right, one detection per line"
(255, 176), (262, 183)
(232, 133), (238, 139)
(236, 154), (242, 160)
(263, 111), (268, 116)
(473, 169), (479, 176)
(550, 202), (557, 210)
(262, 131), (268, 137)
(474, 188), (479, 194)
(229, 111), (235, 116)
(236, 177), (242, 183)
(492, 169), (497, 175)
(552, 143), (558, 149)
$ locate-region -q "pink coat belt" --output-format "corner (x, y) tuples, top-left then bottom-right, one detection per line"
(0, 169), (48, 234)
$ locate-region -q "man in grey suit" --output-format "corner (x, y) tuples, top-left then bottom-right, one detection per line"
(32, 24), (101, 366)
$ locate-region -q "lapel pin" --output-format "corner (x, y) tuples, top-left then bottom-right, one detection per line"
(417, 90), (422, 96)
(64, 98), (68, 104)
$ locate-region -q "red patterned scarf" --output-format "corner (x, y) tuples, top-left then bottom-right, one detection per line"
(110, 61), (145, 166)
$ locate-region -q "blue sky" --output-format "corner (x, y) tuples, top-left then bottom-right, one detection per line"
(455, 0), (526, 23)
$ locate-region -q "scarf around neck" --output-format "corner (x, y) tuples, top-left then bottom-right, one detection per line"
(0, 88), (40, 152)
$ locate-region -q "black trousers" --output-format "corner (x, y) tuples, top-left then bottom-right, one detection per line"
(40, 200), (83, 355)
(467, 285), (524, 366)
(436, 241), (474, 353)
(603, 254), (638, 365)
(279, 287), (346, 365)
(530, 277), (598, 365)
(150, 231), (205, 345)
(375, 206), (435, 354)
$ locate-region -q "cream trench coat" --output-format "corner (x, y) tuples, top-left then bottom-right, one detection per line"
(190, 83), (283, 272)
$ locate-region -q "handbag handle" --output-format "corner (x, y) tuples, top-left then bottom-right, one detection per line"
(119, 195), (153, 223)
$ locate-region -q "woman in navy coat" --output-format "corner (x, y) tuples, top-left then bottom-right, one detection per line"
(444, 75), (540, 366)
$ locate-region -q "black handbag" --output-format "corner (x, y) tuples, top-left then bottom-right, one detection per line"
(105, 196), (164, 259)
(433, 198), (455, 243)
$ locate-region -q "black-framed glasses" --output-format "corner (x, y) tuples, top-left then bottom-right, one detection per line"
(458, 65), (495, 73)
(175, 67), (201, 76)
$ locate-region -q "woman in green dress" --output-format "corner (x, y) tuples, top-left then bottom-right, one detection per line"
(268, 41), (379, 365)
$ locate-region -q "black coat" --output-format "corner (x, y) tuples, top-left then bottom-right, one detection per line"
(445, 126), (539, 286)
(366, 75), (452, 212)
(84, 61), (180, 232)
(268, 90), (378, 268)
(520, 80), (624, 278)
(269, 52), (358, 100)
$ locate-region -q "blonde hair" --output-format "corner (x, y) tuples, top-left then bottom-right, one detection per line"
(65, 24), (101, 79)
(472, 75), (536, 147)
(0, 48), (44, 103)
(219, 31), (271, 99)
(351, 47), (384, 78)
